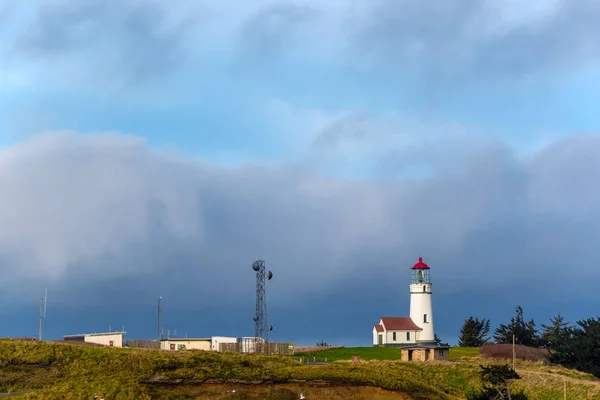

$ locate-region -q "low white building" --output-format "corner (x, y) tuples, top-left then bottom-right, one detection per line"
(160, 336), (239, 352)
(160, 338), (212, 351)
(64, 332), (126, 348)
(373, 317), (422, 346)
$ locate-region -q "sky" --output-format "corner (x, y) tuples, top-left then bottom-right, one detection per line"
(1, 0), (600, 346)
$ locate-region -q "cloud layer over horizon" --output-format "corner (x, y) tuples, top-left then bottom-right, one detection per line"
(1, 0), (600, 344)
(1, 131), (600, 343)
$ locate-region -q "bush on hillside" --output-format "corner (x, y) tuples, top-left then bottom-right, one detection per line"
(467, 364), (528, 400)
(480, 344), (549, 363)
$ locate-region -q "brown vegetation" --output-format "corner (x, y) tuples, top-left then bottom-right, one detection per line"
(150, 383), (413, 399)
(480, 344), (550, 363)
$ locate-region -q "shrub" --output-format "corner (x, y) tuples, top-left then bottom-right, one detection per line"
(480, 344), (549, 363)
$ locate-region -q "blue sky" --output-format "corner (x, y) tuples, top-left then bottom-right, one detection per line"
(1, 0), (600, 346)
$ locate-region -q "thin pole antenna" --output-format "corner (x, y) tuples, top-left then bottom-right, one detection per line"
(158, 296), (163, 340)
(43, 287), (47, 317)
(38, 287), (47, 341)
(38, 298), (43, 341)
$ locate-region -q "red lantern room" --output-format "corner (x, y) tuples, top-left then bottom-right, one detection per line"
(411, 257), (431, 284)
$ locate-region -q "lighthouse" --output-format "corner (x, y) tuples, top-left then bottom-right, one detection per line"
(372, 256), (448, 360)
(409, 257), (435, 343)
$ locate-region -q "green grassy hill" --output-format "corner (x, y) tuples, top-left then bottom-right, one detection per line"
(0, 340), (598, 399)
(292, 346), (480, 363)
(292, 346), (404, 362)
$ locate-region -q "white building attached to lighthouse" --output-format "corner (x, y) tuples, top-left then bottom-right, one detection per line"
(372, 257), (442, 350)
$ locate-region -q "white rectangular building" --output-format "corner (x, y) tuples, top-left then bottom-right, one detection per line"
(160, 338), (212, 351)
(64, 332), (126, 348)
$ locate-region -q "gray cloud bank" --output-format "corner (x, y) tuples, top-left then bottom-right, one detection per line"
(353, 0), (600, 79)
(7, 0), (600, 86)
(238, 2), (317, 61)
(1, 131), (599, 318)
(8, 0), (201, 83)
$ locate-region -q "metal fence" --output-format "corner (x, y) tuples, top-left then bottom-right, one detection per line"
(219, 339), (294, 355)
(122, 338), (293, 354)
(126, 339), (160, 349)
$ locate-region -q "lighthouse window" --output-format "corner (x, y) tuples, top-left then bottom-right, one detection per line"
(424, 314), (428, 323)
(406, 332), (410, 341)
(393, 332), (397, 341)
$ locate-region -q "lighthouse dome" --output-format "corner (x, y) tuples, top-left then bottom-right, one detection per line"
(411, 257), (430, 270)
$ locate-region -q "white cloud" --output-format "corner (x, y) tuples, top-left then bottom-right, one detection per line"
(264, 99), (495, 178)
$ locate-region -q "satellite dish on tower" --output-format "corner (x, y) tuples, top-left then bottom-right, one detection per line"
(252, 261), (260, 271)
(267, 271), (273, 280)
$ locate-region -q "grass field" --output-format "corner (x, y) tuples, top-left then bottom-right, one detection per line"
(448, 347), (479, 361)
(292, 346), (403, 362)
(292, 346), (480, 363)
(0, 340), (598, 399)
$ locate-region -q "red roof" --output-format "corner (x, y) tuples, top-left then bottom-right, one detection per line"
(380, 317), (422, 331)
(411, 257), (430, 270)
(373, 324), (384, 332)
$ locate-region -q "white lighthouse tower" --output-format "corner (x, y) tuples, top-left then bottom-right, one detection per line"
(409, 257), (435, 343)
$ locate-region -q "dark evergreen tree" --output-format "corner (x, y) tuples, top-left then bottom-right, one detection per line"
(540, 314), (570, 349)
(493, 306), (538, 346)
(458, 316), (491, 347)
(550, 317), (600, 378)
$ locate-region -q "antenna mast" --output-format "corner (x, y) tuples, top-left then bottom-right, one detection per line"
(157, 296), (163, 341)
(38, 287), (47, 341)
(252, 259), (273, 343)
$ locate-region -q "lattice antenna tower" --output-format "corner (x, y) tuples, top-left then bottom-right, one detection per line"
(38, 287), (47, 341)
(252, 258), (273, 342)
